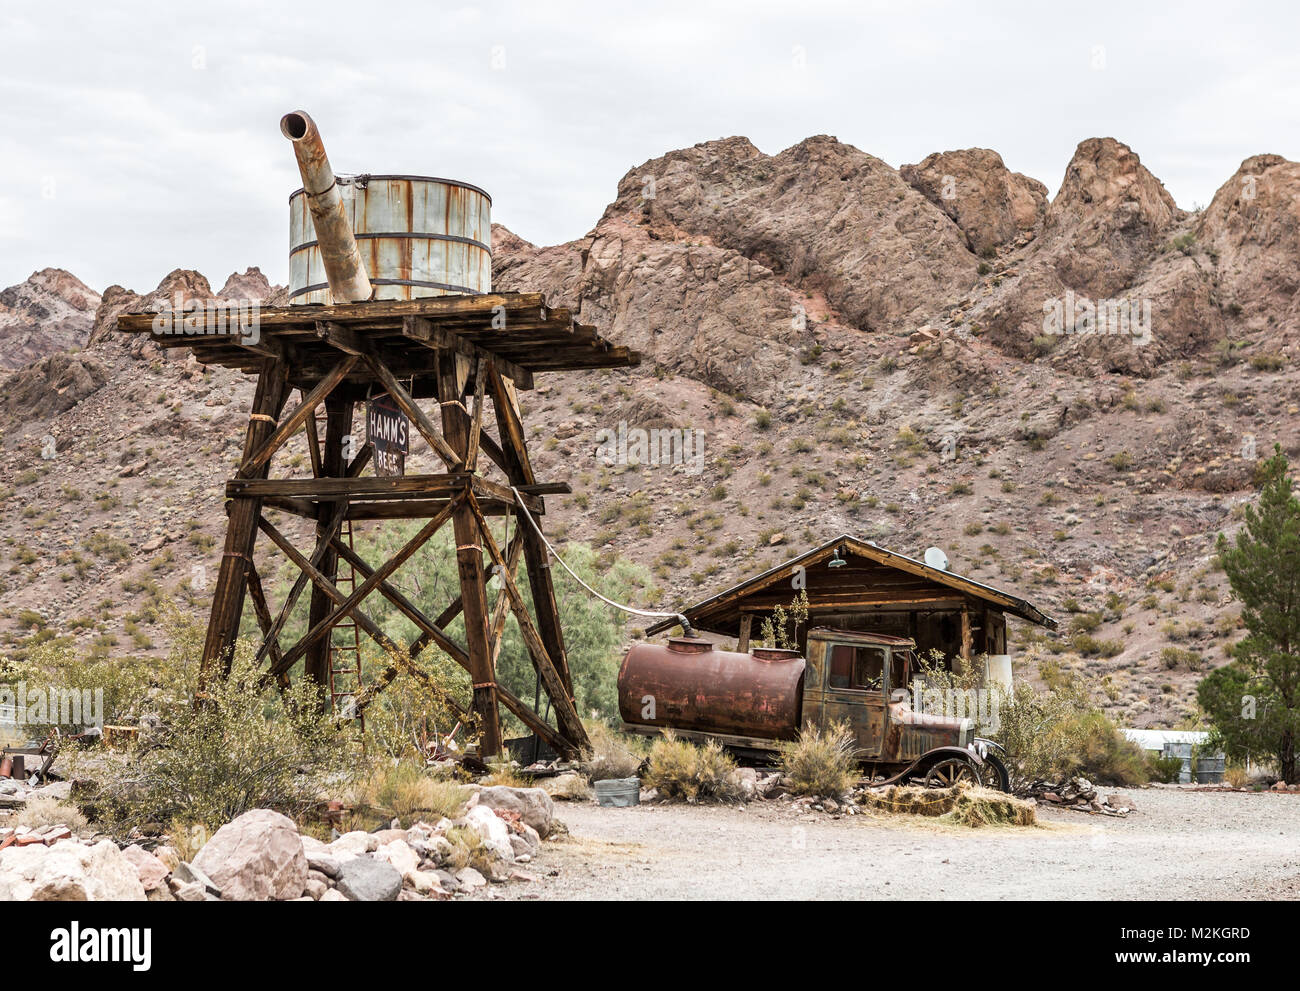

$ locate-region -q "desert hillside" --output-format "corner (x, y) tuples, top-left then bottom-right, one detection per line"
(2, 135), (1298, 730)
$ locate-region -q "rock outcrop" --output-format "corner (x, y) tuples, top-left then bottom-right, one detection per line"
(0, 268), (100, 370)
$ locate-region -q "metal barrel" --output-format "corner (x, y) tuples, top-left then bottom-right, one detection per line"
(288, 174), (492, 307)
(280, 111), (373, 304)
(618, 638), (806, 741)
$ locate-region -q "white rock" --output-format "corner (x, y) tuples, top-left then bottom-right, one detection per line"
(328, 830), (378, 858)
(455, 866), (486, 889)
(375, 839), (420, 876)
(192, 809), (307, 902)
(319, 888), (348, 901)
(121, 845), (170, 891)
(0, 840), (146, 901)
(464, 805), (515, 863)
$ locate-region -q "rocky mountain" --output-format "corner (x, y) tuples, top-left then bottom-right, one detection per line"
(0, 269), (100, 371)
(1, 138), (1298, 731)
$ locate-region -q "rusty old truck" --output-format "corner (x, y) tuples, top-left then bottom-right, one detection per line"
(618, 627), (1009, 790)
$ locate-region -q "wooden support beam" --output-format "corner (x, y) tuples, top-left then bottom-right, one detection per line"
(276, 498), (460, 675)
(403, 316), (534, 390)
(488, 529), (526, 663)
(258, 516), (408, 668)
(488, 359), (574, 694)
(439, 348), (503, 758)
(244, 562), (288, 688)
(302, 394), (323, 478)
(200, 358), (290, 684)
(224, 474), (542, 513)
(466, 356), (486, 474)
(303, 397), (354, 688)
(465, 492), (588, 753)
(239, 355), (357, 477)
(737, 614), (753, 653)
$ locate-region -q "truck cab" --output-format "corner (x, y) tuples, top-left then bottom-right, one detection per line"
(802, 628), (975, 767)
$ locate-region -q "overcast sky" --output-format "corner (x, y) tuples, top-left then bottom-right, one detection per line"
(2, 0), (1297, 294)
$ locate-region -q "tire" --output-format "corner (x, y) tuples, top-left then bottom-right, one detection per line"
(979, 753), (1010, 792)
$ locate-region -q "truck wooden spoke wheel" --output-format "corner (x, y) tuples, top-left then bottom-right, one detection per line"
(925, 757), (979, 788)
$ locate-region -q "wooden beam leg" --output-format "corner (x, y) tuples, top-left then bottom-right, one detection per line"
(738, 614), (753, 653)
(200, 359), (290, 685)
(466, 493), (589, 754)
(245, 562), (288, 687)
(487, 360), (576, 695)
(439, 350), (503, 758)
(303, 396), (353, 689)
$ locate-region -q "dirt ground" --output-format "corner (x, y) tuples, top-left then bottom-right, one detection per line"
(481, 787), (1300, 900)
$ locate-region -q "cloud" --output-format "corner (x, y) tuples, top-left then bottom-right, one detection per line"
(1, 0), (1298, 292)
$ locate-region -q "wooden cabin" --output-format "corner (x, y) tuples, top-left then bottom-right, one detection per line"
(646, 535), (1055, 667)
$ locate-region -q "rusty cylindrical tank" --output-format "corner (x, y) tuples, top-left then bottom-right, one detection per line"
(280, 111), (373, 304)
(283, 113), (492, 307)
(618, 639), (805, 741)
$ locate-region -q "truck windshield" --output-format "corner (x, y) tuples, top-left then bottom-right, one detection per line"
(828, 644), (886, 692)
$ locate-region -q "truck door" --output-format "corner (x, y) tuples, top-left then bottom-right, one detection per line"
(821, 642), (888, 757)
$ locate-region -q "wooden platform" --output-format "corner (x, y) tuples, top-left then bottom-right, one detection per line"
(115, 292), (640, 394)
(114, 290), (622, 758)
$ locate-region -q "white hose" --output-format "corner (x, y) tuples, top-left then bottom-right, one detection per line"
(510, 486), (693, 634)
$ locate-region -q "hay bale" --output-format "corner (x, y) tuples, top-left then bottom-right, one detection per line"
(947, 785), (1037, 828)
(858, 783), (961, 817)
(857, 783), (1036, 827)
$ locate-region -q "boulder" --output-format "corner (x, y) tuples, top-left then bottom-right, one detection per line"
(374, 839), (420, 876)
(319, 888), (349, 902)
(0, 840), (146, 901)
(306, 851), (342, 878)
(539, 772), (591, 801)
(455, 866), (487, 890)
(335, 856), (402, 902)
(473, 786), (555, 838)
(191, 809), (307, 902)
(464, 805), (515, 863)
(121, 845), (170, 891)
(328, 830), (378, 858)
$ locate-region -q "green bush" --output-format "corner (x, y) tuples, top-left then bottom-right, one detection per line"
(644, 731), (740, 802)
(1147, 754), (1184, 784)
(779, 720), (860, 797)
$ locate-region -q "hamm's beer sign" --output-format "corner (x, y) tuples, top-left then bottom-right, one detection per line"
(367, 394), (409, 477)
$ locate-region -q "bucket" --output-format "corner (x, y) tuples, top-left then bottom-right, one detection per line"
(594, 777), (641, 807)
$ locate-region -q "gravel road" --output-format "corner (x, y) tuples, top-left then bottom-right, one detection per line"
(486, 787), (1300, 900)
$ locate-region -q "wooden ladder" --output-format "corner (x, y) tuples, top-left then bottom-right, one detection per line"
(328, 518), (365, 731)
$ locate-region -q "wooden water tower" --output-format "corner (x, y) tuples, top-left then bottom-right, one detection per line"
(116, 112), (638, 758)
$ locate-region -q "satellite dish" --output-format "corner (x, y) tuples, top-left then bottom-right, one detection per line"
(923, 546), (949, 571)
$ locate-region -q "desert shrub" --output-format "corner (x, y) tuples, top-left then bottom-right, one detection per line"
(1223, 764), (1250, 789)
(1147, 753), (1184, 784)
(581, 722), (646, 782)
(356, 761), (469, 826)
(779, 720), (860, 797)
(127, 632), (351, 832)
(13, 795), (89, 832)
(1052, 710), (1150, 785)
(644, 731), (740, 802)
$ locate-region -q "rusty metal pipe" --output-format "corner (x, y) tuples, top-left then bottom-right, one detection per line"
(280, 110), (373, 303)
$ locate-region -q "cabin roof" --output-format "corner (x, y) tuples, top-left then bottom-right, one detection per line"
(647, 534), (1056, 636)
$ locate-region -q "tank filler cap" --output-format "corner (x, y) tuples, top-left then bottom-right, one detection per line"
(666, 637), (714, 654)
(752, 647), (803, 662)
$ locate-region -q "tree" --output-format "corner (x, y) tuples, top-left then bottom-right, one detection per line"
(1200, 445), (1300, 782)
